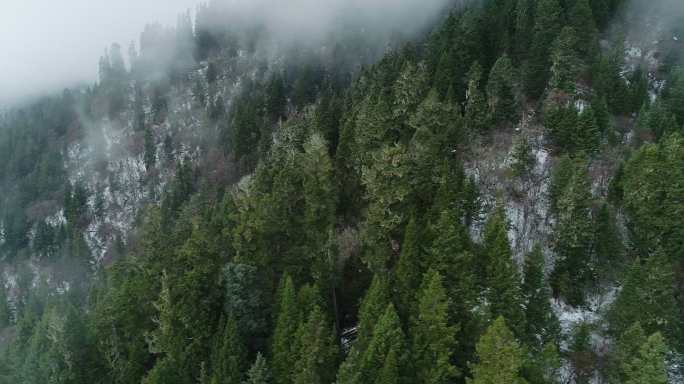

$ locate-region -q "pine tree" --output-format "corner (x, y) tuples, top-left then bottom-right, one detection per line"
(483, 205), (525, 336)
(144, 127), (156, 171)
(522, 245), (560, 350)
(464, 62), (490, 134)
(245, 354), (271, 384)
(394, 215), (423, 320)
(550, 27), (581, 94)
(608, 253), (681, 345)
(513, 0), (534, 62)
(467, 317), (526, 384)
(0, 278), (10, 329)
(544, 102), (579, 152)
(624, 333), (669, 384)
(607, 322), (647, 384)
(410, 269), (459, 384)
(576, 107), (601, 153)
(211, 316), (247, 384)
(291, 306), (338, 384)
(569, 322), (596, 384)
(511, 136), (535, 178)
(487, 55), (519, 126)
(392, 61), (428, 127)
(594, 204), (624, 281)
(357, 304), (407, 384)
(568, 0), (598, 59)
(550, 160), (594, 306)
(336, 275), (391, 384)
(271, 275), (298, 384)
(301, 134), (337, 290)
(361, 144), (411, 272)
(376, 348), (400, 384)
(525, 0), (562, 98)
(428, 209), (477, 314)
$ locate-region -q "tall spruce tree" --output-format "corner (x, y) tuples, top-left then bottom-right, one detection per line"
(522, 245), (560, 350)
(410, 269), (460, 384)
(483, 205), (525, 336)
(525, 0), (562, 98)
(550, 161), (594, 306)
(291, 306), (338, 384)
(271, 275), (298, 384)
(624, 333), (669, 384)
(467, 317), (526, 384)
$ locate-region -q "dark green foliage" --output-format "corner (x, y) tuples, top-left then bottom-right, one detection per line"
(623, 333), (669, 384)
(522, 245), (560, 350)
(0, 2), (660, 383)
(511, 136), (535, 178)
(594, 204), (624, 280)
(467, 317), (526, 384)
(569, 322), (596, 384)
(464, 62), (490, 134)
(482, 205), (525, 336)
(271, 275), (298, 384)
(487, 55), (519, 126)
(544, 102), (579, 153)
(211, 316), (248, 384)
(606, 322), (647, 384)
(410, 269), (459, 383)
(608, 253), (682, 349)
(525, 0), (562, 98)
(550, 160), (594, 306)
(245, 354), (272, 384)
(550, 27), (582, 94)
(291, 306), (339, 384)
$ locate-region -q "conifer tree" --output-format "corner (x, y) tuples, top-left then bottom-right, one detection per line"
(245, 353), (271, 384)
(544, 103), (579, 152)
(624, 333), (668, 384)
(271, 275), (298, 384)
(608, 253), (681, 345)
(0, 278), (10, 329)
(336, 275), (391, 384)
(522, 245), (560, 350)
(568, 0), (598, 59)
(376, 348), (400, 384)
(514, 0), (534, 62)
(464, 62), (490, 134)
(410, 269), (459, 384)
(576, 107), (601, 153)
(394, 215), (423, 320)
(487, 55), (519, 125)
(551, 160), (594, 306)
(569, 322), (596, 383)
(607, 322), (647, 384)
(467, 317), (526, 384)
(483, 205), (525, 336)
(211, 316), (247, 384)
(291, 306), (338, 384)
(361, 144), (411, 272)
(428, 210), (477, 315)
(550, 27), (581, 94)
(357, 304), (407, 384)
(594, 204), (624, 281)
(525, 0), (562, 97)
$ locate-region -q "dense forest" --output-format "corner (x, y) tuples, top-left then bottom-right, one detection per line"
(0, 0), (683, 383)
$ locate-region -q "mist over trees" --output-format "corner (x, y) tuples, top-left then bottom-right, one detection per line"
(0, 0), (683, 383)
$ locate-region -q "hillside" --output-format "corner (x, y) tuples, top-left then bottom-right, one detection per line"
(0, 0), (683, 383)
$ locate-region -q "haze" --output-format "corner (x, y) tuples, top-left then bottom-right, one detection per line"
(0, 0), (455, 107)
(0, 0), (202, 106)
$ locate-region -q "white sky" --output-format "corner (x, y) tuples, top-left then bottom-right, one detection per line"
(0, 0), (202, 105)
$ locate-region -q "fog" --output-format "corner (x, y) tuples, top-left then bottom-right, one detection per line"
(0, 0), (202, 106)
(0, 0), (455, 107)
